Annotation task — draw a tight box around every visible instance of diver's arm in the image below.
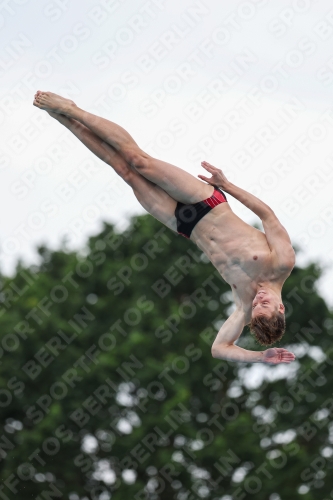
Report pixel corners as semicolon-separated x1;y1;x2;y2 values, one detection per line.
211;308;264;363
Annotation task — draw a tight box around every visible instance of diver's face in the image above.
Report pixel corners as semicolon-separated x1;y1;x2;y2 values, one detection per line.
251;289;282;318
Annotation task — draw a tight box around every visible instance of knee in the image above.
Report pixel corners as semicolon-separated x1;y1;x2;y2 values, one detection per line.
128;149;150;171
121;167;135;186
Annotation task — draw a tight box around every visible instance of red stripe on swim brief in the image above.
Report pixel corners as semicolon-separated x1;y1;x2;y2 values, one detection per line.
202;188;226;208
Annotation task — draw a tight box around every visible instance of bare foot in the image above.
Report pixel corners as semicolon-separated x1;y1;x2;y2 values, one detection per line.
33;91;76;115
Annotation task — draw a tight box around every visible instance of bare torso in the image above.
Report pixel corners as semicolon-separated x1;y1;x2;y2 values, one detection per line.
190;202;288;315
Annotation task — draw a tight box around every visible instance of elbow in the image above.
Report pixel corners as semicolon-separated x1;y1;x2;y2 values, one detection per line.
211;344;230;359
262;206;274;220
211;347;218;358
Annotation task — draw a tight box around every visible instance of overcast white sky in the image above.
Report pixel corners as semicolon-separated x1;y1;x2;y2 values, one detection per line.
1;0;333;305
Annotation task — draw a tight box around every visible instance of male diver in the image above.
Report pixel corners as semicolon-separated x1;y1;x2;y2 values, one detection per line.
33;91;296;365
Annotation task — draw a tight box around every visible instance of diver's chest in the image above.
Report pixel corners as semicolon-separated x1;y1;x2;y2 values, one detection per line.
227;251;271;277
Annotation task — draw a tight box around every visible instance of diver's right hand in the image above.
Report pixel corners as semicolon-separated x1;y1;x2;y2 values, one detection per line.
198;161;230;190
262;348;296;364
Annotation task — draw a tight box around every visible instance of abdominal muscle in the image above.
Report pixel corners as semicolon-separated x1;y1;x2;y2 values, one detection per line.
190;203;272;288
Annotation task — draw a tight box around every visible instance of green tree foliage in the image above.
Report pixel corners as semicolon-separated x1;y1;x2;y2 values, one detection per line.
0;214;333;500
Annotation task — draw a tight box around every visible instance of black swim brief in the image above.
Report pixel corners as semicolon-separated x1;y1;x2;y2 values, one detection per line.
175;185;228;239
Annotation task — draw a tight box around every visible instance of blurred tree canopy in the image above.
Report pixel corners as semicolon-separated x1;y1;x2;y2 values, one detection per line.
0;214;333;500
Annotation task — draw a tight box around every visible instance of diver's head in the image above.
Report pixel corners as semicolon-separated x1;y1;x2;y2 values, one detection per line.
250;289;285;345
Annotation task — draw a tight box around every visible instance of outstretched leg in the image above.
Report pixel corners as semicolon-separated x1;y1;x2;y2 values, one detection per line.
33;91;214;204
44;111;178;233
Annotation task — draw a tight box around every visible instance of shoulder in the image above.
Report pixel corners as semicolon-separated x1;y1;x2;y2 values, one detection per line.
230;286;253;323
243;305;252;326
272;244;296;275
